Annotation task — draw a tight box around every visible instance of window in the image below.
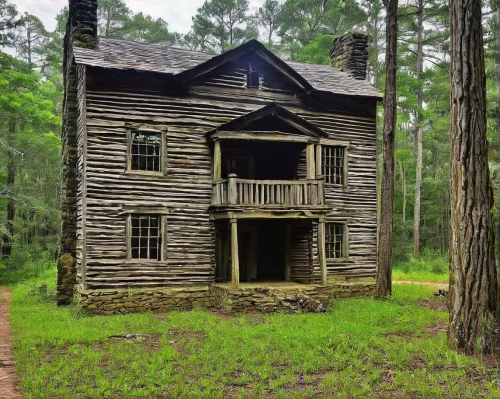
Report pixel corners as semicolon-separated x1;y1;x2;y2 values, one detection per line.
325;223;347;259
322;146;346;185
124;207;168;262
247;63;261;89
130;215;162;260
127;129;166;174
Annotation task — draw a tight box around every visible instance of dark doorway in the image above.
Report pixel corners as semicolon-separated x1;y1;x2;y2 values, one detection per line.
256;221;285;281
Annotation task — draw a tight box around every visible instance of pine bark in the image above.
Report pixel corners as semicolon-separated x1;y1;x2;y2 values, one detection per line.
448;0;497;354
376;0;398;298
413;0;424;260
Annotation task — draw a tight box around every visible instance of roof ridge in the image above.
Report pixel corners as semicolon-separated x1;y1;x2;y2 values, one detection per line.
98;36;215;56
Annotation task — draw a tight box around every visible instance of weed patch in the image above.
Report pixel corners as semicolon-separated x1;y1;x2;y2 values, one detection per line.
9;272;499;398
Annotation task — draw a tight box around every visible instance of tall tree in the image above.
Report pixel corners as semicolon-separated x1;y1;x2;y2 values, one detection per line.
413;0;424;259
98;0;130;38
189;0;256;53
255;0;282;49
0;0;18;47
376;0;398;298
122;13;176;44
16;13;48;69
448;0;497;354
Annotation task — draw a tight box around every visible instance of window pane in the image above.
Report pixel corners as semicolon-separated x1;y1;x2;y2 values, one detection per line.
322;146;345;185
130;215;163;261
325;223;345;259
131;131;161;172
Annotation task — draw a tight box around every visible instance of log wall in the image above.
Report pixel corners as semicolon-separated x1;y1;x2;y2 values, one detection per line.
80;66;377;289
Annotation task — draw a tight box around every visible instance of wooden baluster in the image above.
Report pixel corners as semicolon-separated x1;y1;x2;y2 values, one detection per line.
229;174;238;205
249;183;254;205
260;183;264;204
318;177;325;205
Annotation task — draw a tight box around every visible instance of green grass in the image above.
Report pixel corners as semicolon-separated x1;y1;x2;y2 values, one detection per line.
392;269;448;283
393;253;449;283
10;270;497;398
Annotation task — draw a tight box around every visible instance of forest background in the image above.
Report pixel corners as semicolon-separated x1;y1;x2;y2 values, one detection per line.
0;0;498;283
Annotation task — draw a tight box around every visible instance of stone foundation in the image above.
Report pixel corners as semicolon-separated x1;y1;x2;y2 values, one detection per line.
57;253;77;305
77;278;375;315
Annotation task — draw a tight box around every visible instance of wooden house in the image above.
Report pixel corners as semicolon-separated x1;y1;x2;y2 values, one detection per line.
57;0;381;310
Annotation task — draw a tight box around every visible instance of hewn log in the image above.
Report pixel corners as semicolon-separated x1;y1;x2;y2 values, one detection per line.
230;218;239;289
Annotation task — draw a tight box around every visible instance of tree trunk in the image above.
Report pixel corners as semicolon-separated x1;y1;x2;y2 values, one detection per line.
448;0;497;354
375;0;398;298
494;3;500;378
2;122;15;258
413;0;424;260
399;161;406;223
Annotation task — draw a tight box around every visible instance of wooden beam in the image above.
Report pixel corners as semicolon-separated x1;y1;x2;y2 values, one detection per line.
306;144;315;179
213;140;222;181
211;131;318;144
230;218;240;289
211;209;329;220
318;218;328;286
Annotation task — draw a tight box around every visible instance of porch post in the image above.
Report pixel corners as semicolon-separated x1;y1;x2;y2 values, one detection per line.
315;144;322;179
306;144;315;179
213;140;222;181
318;218;328;286
230;218;240;289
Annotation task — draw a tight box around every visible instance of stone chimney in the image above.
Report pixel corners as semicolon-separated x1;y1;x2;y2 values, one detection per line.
58;0;98;305
67;0;98;49
330;33;369;81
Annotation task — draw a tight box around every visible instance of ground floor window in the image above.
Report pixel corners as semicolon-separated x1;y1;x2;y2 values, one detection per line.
325;223;347;259
124;208;168;261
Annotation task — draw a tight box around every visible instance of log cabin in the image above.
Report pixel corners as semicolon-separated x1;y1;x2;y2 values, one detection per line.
57;0;381;312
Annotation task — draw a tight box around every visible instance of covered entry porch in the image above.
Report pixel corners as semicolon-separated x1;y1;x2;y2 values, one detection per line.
212;210;329;288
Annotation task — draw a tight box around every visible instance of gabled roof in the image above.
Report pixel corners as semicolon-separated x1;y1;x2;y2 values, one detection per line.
177;40;312;92
207;103;328;140
73;37;381;98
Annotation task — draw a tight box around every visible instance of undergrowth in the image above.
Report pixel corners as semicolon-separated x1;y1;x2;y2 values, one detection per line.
9;270;497;399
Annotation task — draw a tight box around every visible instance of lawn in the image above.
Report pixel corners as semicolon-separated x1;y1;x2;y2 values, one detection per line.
10;270;498;398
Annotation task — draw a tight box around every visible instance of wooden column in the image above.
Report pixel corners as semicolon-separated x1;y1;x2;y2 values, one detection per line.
213;140;221;181
228;173;238;204
315;144;322;178
230;218;240;289
306;144;315;179
318;218;328;286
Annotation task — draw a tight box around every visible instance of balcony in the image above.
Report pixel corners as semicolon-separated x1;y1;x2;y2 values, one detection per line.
212;174;325;207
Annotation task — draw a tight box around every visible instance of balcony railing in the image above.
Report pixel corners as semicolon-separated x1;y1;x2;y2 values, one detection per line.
212;174;325;207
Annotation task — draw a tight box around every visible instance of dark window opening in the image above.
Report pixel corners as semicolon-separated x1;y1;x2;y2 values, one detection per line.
323;146;345;185
325;223;345;259
131;131;161;172
247;71;260;89
131;215;162;260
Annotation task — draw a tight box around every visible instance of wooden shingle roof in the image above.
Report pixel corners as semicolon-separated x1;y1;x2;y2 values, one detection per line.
74;37;381;98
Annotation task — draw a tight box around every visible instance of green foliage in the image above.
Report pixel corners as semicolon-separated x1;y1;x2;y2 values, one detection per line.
393;250;449;283
97;0;130;38
187;0;257;53
122;13;176;44
10;275;498;398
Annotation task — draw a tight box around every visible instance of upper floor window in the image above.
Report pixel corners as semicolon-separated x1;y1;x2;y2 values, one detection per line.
322;146;346;185
126;128;166;174
247;63;261;89
325;223;347;259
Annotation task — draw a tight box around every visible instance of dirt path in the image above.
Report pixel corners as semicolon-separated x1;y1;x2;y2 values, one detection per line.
0;287;21;399
393;280;448;290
